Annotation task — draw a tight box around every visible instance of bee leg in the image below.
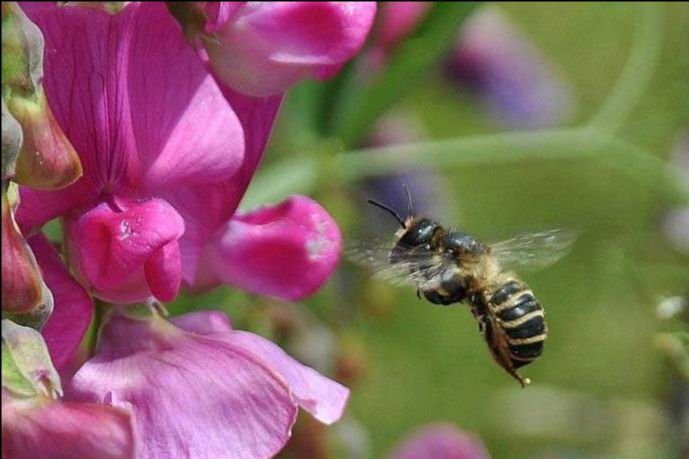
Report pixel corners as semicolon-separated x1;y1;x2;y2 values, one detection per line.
416;289;422;300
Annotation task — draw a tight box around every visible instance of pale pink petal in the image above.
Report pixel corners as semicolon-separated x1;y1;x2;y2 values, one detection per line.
2;402;135;459
388;423;490;459
65;198;184;304
205;2;377;95
28;234;93;376
220;331;349;424
68;313;298;459
199;195;342;300
166;89;282;285
170;309;233;334
171;310;349;424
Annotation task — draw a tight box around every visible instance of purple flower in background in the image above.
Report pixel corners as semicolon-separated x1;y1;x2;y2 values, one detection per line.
185;2;377;96
67;310;349;459
445;6;574;129
361;114;449;227
662;130;689;253
387;423;491;459
17;2;342;304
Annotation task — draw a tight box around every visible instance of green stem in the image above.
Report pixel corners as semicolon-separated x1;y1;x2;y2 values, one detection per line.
587;3;664;133
242;127;689;208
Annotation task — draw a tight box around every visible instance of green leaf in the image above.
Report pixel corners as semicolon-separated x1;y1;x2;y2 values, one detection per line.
329;2;479;146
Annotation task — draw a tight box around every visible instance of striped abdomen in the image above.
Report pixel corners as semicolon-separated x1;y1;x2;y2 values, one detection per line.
489;280;547;369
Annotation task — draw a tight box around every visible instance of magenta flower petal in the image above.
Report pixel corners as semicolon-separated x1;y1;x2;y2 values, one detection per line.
388;423;491;459
68;312;299;459
65;198;184;303
18;2;246;231
126;5;245;191
28;234;93;376
2;402;135;459
204;2;377;95
165;88;283;284
198;195;342;300
171;311;349;424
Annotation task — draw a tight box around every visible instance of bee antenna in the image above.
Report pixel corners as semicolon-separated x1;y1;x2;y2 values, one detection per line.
403;184;414;217
367;199;406;228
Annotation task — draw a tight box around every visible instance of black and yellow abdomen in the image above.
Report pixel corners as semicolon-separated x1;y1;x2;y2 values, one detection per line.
489;279;547;369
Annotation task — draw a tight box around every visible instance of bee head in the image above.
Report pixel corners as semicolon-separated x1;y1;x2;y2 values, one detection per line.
397;218;440;248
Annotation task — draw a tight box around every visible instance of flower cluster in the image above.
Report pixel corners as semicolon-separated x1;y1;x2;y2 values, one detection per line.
1;2;375;458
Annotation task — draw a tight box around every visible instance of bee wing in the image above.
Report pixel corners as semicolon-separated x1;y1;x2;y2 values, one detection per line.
489;229;578;272
345;238;453;289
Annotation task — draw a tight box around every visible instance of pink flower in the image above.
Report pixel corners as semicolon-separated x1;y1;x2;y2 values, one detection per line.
2;401;135;459
387;423;491;459
17;2;246;304
19;3;342;303
67;310;349;459
196;2;377;96
192;195;342;300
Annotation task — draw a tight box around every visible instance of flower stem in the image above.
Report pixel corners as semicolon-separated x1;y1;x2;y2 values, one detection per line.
587;2;664;133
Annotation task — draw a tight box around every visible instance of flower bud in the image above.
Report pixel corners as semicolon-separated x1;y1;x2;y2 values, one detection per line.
194;2;377;96
1;3;44;95
7;91;82;190
1;189;53;329
1;319;62;402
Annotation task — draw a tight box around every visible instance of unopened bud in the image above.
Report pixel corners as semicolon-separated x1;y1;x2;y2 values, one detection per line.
1;189;53;329
7;92;82;189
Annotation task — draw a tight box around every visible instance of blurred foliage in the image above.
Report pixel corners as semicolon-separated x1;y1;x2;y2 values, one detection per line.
171;3;689;459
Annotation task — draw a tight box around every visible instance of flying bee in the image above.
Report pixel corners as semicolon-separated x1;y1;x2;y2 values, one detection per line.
348;190;577;387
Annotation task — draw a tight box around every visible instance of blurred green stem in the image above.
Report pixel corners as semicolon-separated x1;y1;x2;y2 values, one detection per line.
587;2;664;133
242;127;689;209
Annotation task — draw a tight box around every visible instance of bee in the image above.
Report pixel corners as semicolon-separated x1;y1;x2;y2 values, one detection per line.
349;190;576;387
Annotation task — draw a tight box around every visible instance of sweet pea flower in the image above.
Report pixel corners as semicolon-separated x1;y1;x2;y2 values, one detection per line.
189;2;377;96
19;2;342;304
67;309;349;459
387;423;491;459
17;2;244;303
444;6;574;129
